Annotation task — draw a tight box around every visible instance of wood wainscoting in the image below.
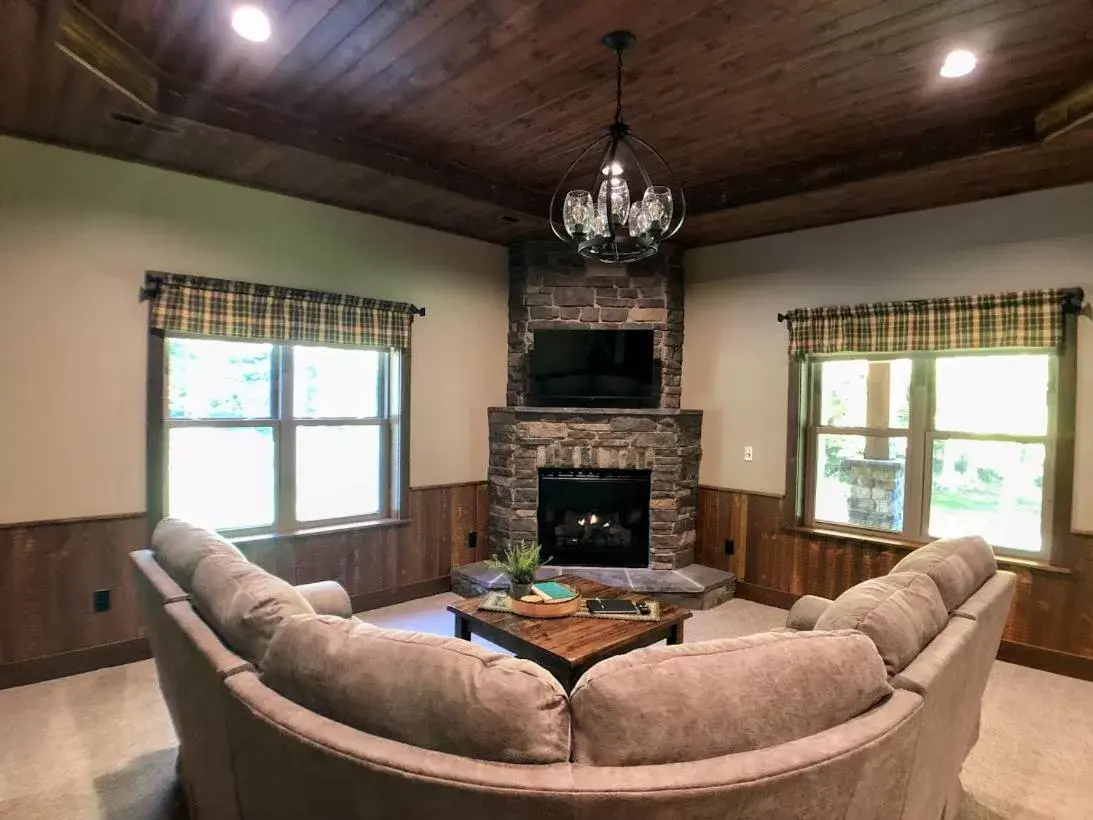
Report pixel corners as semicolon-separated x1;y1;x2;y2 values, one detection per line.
0;481;488;689
696;485;1093;681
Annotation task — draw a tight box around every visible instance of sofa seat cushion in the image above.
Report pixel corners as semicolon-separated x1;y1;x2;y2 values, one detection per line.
815;572;948;675
569;630;890;766
152;518;245;592
891;535;997;612
190;553;314;666
260;615;570;764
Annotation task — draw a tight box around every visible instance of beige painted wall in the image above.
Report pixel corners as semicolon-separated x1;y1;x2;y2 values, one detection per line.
683;183;1093;533
0;136;508;524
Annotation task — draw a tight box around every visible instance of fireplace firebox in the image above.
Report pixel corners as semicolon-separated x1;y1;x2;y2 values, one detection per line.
537;468;651;567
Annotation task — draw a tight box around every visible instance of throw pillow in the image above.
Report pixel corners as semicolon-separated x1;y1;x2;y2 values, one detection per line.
815;572;948;675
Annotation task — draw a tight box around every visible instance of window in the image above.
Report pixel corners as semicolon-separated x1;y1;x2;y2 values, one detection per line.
800;351;1059;559
160;336;406;536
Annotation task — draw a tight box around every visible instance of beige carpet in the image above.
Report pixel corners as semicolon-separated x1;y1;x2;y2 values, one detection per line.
1;595;1090;819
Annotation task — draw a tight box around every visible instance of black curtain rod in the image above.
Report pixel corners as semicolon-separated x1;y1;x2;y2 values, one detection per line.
137;274;425;316
1063;289;1086;315
138;274;162;303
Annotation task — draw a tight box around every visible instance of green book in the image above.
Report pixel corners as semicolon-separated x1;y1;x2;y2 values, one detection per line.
531;582;576;601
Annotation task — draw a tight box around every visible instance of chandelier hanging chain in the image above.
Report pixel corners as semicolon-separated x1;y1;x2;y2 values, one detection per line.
613;47;624;126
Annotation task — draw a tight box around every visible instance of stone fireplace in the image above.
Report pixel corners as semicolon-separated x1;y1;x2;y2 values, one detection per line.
487;241;703;571
488;406;701;569
505;243;684;408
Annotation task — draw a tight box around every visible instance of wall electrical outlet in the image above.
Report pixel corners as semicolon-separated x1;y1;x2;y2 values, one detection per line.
744;446;754;462
724;539;735;556
468;531;478;550
93;589;111;613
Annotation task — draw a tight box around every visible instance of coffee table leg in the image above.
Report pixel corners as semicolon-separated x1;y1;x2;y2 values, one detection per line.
454;613;472;641
667;622;684;645
554;664;583;694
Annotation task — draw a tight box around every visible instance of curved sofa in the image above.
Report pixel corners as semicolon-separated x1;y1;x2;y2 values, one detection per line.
131;519;1014;820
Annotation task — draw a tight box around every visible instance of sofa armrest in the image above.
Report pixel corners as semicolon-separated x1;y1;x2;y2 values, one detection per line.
295;581;353;618
786;595;834;631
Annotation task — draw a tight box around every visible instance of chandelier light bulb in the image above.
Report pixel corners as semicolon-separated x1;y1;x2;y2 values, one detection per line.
601;161;624;176
940;49;976;78
599;179;630;227
232;5;272;42
643;186;673;232
628;202;649;238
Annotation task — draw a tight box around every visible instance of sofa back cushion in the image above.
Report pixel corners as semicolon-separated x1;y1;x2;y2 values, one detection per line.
260;615;570;764
191;553;314;665
152;518;245;591
815;572;948;675
569;630;890;766
891;535;997;612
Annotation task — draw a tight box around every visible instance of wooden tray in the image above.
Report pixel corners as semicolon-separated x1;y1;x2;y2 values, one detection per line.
508;591;582;619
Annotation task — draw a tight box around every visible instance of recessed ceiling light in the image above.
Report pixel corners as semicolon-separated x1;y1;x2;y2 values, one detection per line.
940;49;977;78
232;5;271;43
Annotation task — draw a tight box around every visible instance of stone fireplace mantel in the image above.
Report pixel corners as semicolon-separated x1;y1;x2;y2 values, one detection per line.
488;406;702;570
500;406;700;417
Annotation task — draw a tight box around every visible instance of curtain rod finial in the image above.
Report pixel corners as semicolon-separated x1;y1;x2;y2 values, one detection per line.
777;312;789;323
140;273;164;302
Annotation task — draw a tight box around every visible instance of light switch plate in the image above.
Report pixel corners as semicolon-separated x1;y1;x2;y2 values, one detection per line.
744;446;754;462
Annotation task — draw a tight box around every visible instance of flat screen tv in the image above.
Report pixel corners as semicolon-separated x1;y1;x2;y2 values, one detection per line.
530;329;659;408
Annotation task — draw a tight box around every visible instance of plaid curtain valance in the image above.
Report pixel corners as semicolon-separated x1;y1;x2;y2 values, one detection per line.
147;273;416;349
785;288;1084;357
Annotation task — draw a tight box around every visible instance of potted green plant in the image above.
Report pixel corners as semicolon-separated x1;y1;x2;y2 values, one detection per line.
488;541;549;600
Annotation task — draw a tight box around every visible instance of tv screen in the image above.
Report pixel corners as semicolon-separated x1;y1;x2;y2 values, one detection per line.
530;329;658;408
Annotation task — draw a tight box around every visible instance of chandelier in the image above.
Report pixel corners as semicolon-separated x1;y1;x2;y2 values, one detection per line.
549;31;686;264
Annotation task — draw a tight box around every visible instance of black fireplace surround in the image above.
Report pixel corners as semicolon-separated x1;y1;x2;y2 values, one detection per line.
537;468;651;568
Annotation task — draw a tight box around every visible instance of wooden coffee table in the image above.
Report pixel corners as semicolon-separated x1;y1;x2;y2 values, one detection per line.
447;574;692;692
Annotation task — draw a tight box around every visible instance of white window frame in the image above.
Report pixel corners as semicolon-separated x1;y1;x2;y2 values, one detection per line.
800;348;1059;562
160;333;406;537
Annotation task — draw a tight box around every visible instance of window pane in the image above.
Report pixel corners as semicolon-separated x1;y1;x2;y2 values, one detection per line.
167;338;272;419
168;427;274;530
294;346;382;418
888;359;912;428
930;439;1044;552
934;354;1049;435
820;359;911;429
814;434;907;532
296;426;382;521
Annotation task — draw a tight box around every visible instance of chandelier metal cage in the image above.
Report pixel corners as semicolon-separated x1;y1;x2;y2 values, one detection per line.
549;30;686;264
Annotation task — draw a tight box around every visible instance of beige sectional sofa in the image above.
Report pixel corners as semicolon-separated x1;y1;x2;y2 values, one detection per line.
132;519;1014;819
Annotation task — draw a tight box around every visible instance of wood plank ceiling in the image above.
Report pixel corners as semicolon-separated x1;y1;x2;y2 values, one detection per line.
1;0;1092;246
